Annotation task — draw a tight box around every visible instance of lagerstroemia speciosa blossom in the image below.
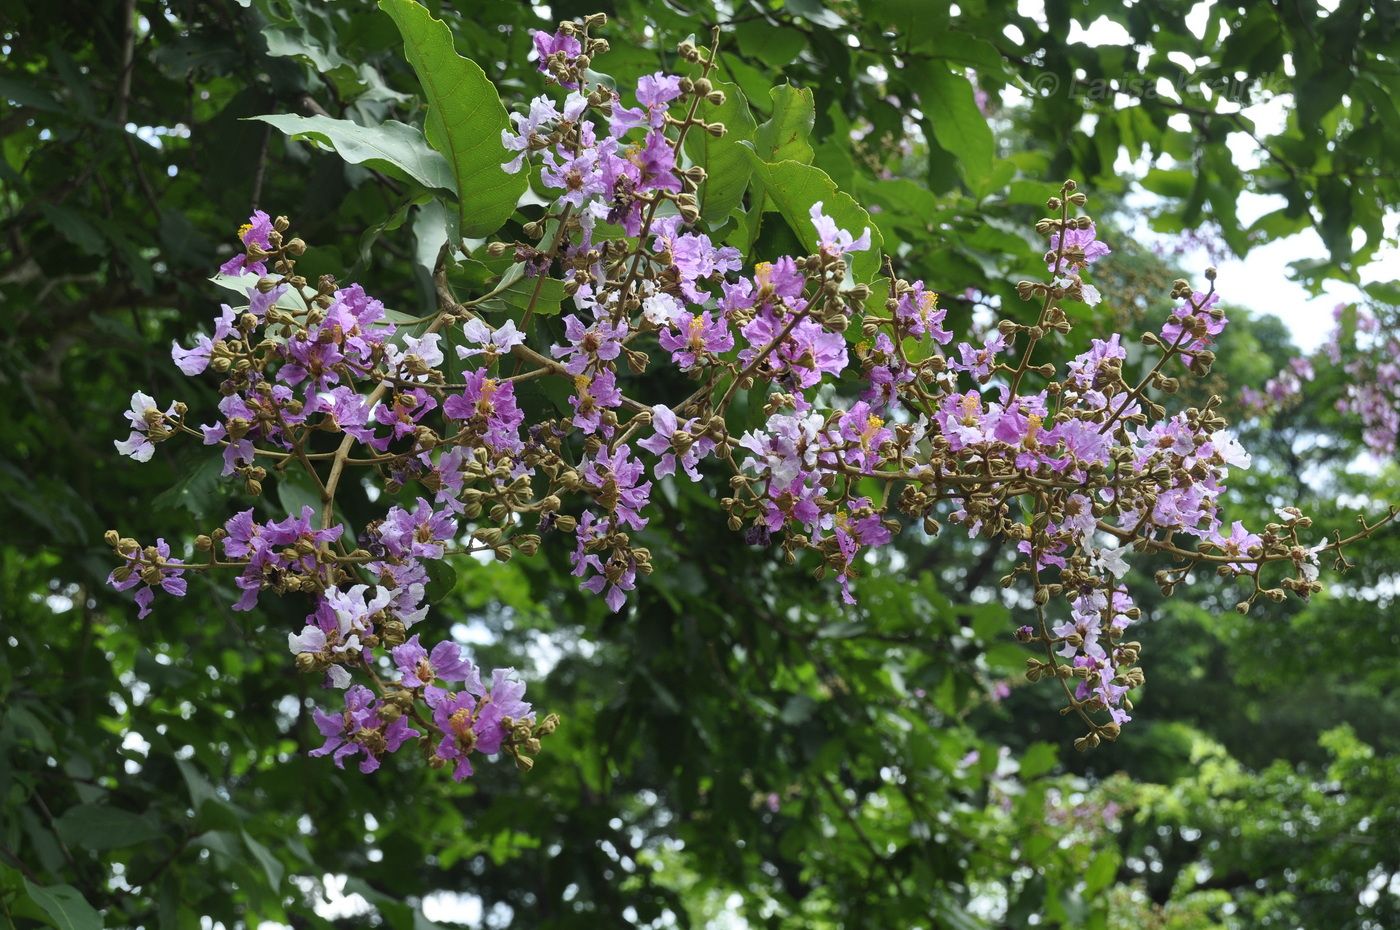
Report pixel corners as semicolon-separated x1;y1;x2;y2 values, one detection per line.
1242;302;1399;461
105;14;1397;777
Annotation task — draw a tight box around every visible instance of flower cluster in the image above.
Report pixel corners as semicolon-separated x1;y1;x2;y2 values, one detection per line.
105;15;1393;772
1328;303;1399;458
1239;356;1314;416
1240;301;1398;461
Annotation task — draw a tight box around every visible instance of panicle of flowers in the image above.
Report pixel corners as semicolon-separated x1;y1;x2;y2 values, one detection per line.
105;15;1395;769
1327;302;1399;458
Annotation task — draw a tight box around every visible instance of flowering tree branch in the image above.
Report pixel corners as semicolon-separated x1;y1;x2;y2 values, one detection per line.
104;14;1395;784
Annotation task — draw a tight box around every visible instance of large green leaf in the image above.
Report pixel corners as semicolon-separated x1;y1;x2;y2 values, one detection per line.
916;68;996;192
745;154;883;282
744;84;817;249
684;79;757;226
379;0;524;238
753;83;815;165
23;880;102;930
248;114;455;192
242;830;285;889
55;803;163;851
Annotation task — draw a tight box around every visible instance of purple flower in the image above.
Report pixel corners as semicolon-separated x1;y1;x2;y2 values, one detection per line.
474;668;534;753
760;476;824;534
581;444;652;530
949;332;1009;381
830;402;893;474
551;313;627;375
372;387;438;449
313;386;376;446
636;72;682;127
570;511;636;612
893;282;951;344
107;538;187;619
739;311;848;389
935;391;991;451
1048;222;1110;272
378;498;458;560
442;370;525;456
532;28;583;86
752;258;806;306
828;503;892;604
223;508;344;612
1210;520;1262;571
219;210;273;277
171;304;236;376
310;685;419;775
659;310;733;370
1066;334;1125;389
428;668;533;781
1161;290;1227;363
569;367;622;434
633;129;681;193
809;201;871;256
392;634;482;690
669;233;742;302
637;404;714;480
541;147;605;208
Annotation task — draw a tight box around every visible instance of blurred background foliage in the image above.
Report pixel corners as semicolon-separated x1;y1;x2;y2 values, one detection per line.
1;0;1397;928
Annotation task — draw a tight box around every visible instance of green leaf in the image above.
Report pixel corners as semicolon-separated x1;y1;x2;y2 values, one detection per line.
744;155;884;282
1019;742;1058;780
23;880;102;930
480;275;566;320
208;274;311;313
684;80;757;225
1084;849;1119;895
152;455;226;519
248;114;455;192
745;84;817;248
753;84;815;165
916;69;995;191
413;199;451;278
242;830;285;889
424;558;457;602
176;758;221;813
55;803;163;851
984;643;1028;673
734;21;807;67
380;0;525;238
39;204;105;256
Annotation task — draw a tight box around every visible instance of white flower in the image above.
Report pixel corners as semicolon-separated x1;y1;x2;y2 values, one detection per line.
114;391;162;463
1094;545;1131;579
457;319;526;360
642;293;683;327
288;626;326;655
809;201;870;255
1214;431;1252;469
1298;543;1324;583
384;333;444;378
